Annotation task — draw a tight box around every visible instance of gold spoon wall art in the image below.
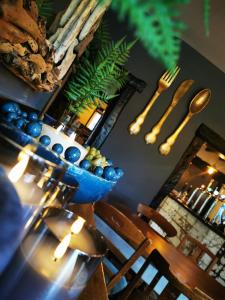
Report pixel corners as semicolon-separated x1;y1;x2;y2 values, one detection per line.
129;66;180;135
145;79;194;144
159;89;211;156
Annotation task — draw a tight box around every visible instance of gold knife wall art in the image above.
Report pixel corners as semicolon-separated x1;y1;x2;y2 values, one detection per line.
128;67;211;155
145;79;194;144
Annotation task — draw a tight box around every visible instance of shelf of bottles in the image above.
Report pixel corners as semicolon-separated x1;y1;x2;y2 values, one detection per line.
175;179;225;234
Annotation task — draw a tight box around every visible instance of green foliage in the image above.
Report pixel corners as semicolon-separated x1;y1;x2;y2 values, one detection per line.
36;0;54;20
109;0;191;69
204;0;210;36
65;37;135;115
84;21;111;61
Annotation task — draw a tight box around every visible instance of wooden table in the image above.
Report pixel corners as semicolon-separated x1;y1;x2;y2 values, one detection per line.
119;207;225;300
68;204;108;300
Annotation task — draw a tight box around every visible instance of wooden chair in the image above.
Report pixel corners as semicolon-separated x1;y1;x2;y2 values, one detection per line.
122;250;214;300
137;203;177;238
94;201;151;298
177;234;218;273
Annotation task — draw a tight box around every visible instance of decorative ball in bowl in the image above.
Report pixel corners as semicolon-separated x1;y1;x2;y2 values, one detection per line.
0;102;123;204
36;145;117;204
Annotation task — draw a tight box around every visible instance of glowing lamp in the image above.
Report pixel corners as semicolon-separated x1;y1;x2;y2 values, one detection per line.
207;166;217;175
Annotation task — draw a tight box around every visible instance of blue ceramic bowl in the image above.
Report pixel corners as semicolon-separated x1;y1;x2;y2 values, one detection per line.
0;122;32;146
36;146;116;204
0;122;116;204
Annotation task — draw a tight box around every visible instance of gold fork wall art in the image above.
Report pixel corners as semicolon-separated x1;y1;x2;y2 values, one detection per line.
128;66;180;135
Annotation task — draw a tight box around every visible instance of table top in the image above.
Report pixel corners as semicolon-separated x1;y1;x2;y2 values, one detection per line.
69;204;108;300
119;207;225;300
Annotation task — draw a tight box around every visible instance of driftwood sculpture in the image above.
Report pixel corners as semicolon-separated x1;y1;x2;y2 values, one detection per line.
0;0;110;91
49;0;111;80
0;0;57;91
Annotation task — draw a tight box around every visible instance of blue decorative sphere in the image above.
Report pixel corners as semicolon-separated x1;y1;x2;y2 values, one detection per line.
16;109;21;116
94;166;104;177
28;112;38;122
103;166;116;181
80;159;91;170
39;135;51;146
107;159;113;166
14;118;26;129
65;147;81;163
25;122;42;138
21;111;28;118
114;167;124;180
4;112;18;123
1;102;19;114
52;143;63;154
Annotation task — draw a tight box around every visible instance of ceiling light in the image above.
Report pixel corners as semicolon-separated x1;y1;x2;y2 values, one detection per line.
207;166;217;175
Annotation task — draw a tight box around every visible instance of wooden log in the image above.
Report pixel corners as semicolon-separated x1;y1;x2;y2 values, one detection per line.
59;0;81;27
48;11;64;35
1;0;44;45
56;38;78;80
75;16;102;58
54;0;97;63
79;0;111;41
53;0;90;50
0;0;60;91
48;28;63;44
0;19;29;44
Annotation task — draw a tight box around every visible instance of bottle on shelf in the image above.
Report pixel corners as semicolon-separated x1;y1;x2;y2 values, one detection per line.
198;188;219;217
186;185;205;208
179;182;189;203
205;195;225;223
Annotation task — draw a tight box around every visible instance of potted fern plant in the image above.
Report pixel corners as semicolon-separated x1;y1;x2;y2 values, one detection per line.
63;35;135;122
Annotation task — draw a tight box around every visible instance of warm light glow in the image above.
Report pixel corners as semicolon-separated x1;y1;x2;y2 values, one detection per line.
71;216;86;234
219;153;225;160
8;152;30;183
47;187;60;207
68;132;77;141
53;233;71;261
53;216;85;261
207;166;217;175
56;124;64;133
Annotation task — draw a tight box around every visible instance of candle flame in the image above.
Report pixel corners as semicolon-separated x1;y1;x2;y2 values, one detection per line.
8;152;30;183
53;216;85;262
53;233;71;261
71;216;85;234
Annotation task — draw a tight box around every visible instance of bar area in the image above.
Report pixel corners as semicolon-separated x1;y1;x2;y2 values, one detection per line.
0;1;225;300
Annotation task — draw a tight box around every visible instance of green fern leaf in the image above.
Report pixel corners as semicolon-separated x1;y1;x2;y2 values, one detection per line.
203;0;210;36
110;0;190;69
36;0;54;20
65;33;134;114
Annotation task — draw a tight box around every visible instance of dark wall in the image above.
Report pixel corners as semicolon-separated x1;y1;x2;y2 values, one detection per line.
101;10;225;211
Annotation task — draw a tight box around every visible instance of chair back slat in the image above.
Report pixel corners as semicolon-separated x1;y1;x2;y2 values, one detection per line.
178;234;218;273
95;201;146;247
137;203;177;237
94;201;151;297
